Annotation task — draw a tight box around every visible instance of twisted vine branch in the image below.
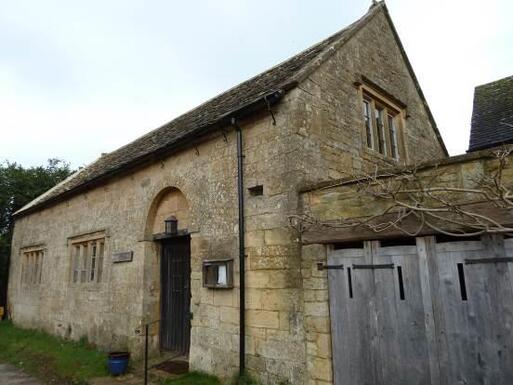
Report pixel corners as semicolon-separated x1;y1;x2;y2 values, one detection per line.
291;147;513;238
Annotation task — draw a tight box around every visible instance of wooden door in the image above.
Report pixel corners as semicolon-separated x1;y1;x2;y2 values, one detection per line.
432;235;513;385
328;235;513;385
160;236;191;354
328;241;431;385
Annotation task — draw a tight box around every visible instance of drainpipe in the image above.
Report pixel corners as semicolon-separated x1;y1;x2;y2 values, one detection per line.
231;117;246;377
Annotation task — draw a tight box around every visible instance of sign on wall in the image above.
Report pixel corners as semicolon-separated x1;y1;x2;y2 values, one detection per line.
112;251;133;263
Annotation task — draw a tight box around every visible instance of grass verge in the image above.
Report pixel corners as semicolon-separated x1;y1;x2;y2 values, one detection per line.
0;321;108;384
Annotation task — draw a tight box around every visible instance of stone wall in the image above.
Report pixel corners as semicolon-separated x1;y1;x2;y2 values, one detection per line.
8;6;447;385
290;10;446;190
283;9;447;384
8;92;311;383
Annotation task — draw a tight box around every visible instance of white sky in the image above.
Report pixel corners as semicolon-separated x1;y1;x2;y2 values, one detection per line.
1;0;512;168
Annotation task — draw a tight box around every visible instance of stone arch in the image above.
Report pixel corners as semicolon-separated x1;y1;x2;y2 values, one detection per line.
143;187;190;239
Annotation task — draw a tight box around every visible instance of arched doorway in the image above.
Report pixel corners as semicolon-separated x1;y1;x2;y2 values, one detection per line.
146;187;191;355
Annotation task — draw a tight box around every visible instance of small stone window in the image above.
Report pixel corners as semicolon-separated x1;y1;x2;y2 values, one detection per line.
202;259;234;289
70;238;105;284
360;88;404;160
21;248;44;287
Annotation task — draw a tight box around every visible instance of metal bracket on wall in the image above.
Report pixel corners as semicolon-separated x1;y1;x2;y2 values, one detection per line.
264;95;277;126
352;263;394;270
465;257;513;265
317;262;344;270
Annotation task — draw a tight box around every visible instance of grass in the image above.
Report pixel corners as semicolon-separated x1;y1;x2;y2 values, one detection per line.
0;321;108;384
237;373;261;385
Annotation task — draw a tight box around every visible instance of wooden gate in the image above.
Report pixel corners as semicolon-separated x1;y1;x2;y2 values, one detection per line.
160;235;191;354
328;235;513;385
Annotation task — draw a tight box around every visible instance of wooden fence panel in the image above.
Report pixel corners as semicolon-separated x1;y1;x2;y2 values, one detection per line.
328;244;375;385
329;242;431;385
373;243;431;385
328;235;513;385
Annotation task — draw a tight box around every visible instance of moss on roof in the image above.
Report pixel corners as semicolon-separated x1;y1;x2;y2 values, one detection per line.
469;75;513;152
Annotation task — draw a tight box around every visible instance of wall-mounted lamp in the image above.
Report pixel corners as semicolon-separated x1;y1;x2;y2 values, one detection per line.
165;216;178;235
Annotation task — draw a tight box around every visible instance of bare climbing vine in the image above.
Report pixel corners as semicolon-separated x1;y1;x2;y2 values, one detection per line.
290;147;513;238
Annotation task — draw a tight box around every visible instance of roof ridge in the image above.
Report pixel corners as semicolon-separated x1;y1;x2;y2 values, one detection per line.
282;2;384;87
15;3;388;217
110;2;383;156
475;74;513;89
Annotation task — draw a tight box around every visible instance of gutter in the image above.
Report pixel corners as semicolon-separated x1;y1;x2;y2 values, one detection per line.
14;90;285;218
231;117;246;377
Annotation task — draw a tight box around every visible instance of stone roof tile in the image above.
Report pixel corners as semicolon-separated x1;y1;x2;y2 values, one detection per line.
469;75;513;151
17;4;382;216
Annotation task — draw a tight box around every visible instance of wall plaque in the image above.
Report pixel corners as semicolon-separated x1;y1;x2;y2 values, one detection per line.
112;251;133;263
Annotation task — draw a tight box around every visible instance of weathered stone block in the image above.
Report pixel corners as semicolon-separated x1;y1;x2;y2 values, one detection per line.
264;228;294;246
247;310;280;329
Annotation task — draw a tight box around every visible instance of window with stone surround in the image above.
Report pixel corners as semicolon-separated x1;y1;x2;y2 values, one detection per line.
21;248;45;287
360;87;404;160
70;237;105;284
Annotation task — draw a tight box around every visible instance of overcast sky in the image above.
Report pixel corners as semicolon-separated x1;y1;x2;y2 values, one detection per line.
1;0;512;168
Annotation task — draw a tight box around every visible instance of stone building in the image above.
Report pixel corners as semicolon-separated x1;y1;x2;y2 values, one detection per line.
8;2;447;384
298;72;513;385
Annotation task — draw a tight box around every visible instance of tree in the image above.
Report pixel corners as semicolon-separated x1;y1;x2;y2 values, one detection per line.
0;159;73;315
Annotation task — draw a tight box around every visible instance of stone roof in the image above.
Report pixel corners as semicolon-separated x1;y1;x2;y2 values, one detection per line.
469;75;513;152
16;2;446;216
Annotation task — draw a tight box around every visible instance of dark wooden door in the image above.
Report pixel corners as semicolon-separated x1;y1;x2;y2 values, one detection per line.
160;236;191;354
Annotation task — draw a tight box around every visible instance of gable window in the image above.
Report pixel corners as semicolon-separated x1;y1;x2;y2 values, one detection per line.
361;89;403;160
21;249;44;287
71;238;105;284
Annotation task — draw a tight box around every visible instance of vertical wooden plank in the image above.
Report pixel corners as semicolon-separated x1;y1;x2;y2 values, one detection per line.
469;235;513;384
435;241;476;384
367;240;381;385
376;242;431;385
416;237;441;385
431;237;513;384
328;245;371;385
372;243;396;384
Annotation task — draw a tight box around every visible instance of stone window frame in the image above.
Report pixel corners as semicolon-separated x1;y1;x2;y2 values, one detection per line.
68;231;107;286
20;245;45;289
358;84;406;162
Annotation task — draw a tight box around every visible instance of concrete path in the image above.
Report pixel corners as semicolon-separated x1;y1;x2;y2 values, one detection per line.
0;363;42;385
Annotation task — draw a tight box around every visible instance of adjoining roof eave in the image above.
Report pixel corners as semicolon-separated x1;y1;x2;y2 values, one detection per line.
14;89;287;219
468;138;513;153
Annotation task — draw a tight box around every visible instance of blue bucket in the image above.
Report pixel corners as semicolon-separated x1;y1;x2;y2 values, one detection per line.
108;352;130;376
